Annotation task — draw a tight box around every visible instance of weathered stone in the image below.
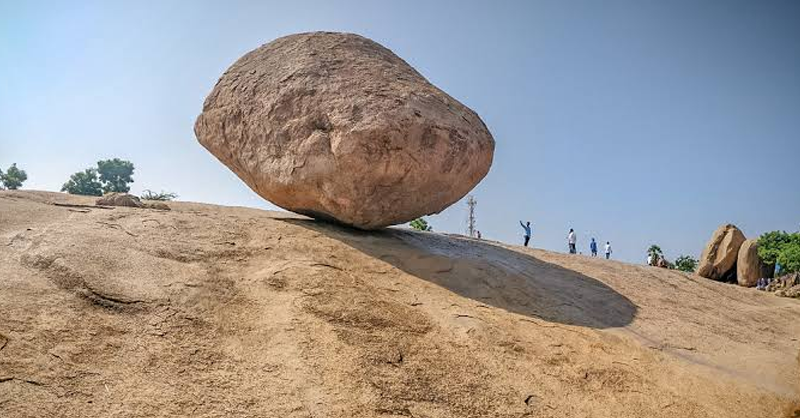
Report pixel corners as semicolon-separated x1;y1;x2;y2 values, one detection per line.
144;201;171;211
697;224;746;281
737;239;764;287
96;193;142;208
194;32;494;229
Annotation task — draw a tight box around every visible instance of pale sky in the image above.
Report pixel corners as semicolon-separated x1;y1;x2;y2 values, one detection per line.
1;0;799;263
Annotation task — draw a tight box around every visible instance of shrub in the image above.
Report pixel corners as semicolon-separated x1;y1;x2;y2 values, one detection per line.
410;218;432;231
141;189;178;201
674;255;698;272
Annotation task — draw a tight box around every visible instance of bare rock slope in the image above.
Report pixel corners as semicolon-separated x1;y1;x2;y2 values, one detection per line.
1;191;799;418
195;32;494;229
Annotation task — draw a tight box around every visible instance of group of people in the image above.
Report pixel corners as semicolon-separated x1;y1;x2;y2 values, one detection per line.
646;253;669;268
519;222;612;259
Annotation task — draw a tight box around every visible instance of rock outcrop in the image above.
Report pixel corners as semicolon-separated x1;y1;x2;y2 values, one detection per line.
96;192;143;208
737;239;766;287
697;224;746;281
194;32;495;229
3;190;800;418
766;273;800;298
143;201;171;211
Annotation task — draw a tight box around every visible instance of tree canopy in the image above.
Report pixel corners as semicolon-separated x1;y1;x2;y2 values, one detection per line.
1;163;28;190
62;159;135;196
758;230;800;275
97;158;135;193
61;169;103;196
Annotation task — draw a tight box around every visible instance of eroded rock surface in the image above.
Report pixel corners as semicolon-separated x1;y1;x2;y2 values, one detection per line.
96;192;142;208
195;32;494;229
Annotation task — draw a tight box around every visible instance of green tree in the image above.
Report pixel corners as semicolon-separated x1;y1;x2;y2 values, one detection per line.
647;245;663;261
757;231;792;265
409;218;432;231
97;158;135;193
61;169;103;196
141;189;178;201
777;242;800;274
1;163;28;190
759;230;800;275
674;255;698;273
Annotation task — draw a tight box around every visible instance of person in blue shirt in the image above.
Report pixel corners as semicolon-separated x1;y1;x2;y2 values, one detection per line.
519;221;532;247
589;238;598;257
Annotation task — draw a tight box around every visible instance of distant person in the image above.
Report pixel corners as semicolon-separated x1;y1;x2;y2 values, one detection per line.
476;230;482;239
589;238;598;257
647;254;653;266
567;229;577;254
519;221;532;247
604;241;612;259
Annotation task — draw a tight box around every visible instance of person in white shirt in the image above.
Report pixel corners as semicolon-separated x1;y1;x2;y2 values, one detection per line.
647;254;653;266
567;229;577;254
605;242;613;259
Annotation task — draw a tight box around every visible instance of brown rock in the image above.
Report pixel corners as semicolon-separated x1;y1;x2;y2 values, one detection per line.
194;32;495;229
737;239;765;287
697;224;746;281
96;193;142;208
144;201;171;211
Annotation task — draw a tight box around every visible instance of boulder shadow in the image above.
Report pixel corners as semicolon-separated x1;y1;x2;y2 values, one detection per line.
281;219;638;329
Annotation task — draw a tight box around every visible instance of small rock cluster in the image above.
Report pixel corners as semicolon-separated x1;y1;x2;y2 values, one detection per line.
96;193;170;211
763;273;800;298
697;224;772;287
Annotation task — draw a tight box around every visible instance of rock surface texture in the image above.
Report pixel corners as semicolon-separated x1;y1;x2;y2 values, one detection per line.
697;224;746;281
96;193;142;208
194;32;495;229
737;239;766;287
2;190;800;418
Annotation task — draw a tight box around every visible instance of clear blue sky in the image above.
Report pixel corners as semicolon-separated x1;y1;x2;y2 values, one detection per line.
1;0;798;263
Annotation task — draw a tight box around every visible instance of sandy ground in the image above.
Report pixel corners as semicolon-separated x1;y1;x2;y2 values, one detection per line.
1;190;799;418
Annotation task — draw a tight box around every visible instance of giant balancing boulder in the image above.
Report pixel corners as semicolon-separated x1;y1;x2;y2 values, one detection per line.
195;32;495;229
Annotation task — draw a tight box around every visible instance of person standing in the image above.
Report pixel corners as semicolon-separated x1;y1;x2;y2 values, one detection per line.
589;238;598;257
605;241;613;259
519;221;532;247
568;229;577;254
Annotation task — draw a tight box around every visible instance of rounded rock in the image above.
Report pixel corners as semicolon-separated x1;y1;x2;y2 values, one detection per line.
194;32;494;229
697;224;746;281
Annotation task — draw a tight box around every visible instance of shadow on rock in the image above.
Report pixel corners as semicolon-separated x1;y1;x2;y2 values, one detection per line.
281;219;638;329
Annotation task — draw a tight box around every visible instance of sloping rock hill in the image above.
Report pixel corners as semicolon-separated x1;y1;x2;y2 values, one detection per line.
1;190;799;418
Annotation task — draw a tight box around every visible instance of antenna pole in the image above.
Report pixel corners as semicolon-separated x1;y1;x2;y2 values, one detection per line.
466;195;477;238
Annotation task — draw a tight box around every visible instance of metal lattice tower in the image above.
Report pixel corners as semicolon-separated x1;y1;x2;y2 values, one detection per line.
466;195;477;238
